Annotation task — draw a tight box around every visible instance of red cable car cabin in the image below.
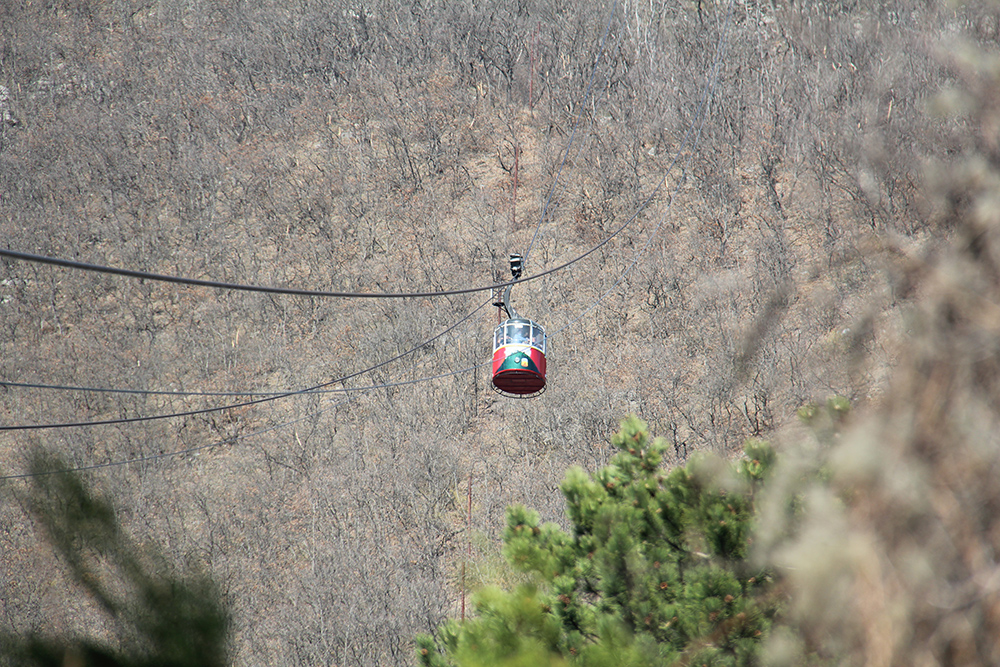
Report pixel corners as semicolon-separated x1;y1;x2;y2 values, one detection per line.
492;316;547;397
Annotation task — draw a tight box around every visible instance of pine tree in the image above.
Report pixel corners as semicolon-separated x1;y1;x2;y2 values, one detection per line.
417;416;778;666
1;452;230;667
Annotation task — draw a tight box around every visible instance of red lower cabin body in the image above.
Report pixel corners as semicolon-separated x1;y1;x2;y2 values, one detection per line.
492;344;546;396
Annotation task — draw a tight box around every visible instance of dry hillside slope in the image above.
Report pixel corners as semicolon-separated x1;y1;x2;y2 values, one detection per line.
0;0;979;664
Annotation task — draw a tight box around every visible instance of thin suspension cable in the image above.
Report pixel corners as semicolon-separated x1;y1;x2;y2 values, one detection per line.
0;247;518;298
0;379;302;398
1;360;488;397
0;361;494;481
0;297;491;431
0;214;678;322
522;0;620;268
0;399;353;481
0;376;451;398
0;208;624;301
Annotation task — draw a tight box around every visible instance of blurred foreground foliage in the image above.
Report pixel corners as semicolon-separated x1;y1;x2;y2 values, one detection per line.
0;453;229;667
416;416;780;666
755;22;1000;665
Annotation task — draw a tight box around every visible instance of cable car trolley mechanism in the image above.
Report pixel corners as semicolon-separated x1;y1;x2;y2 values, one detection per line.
491;254;547;398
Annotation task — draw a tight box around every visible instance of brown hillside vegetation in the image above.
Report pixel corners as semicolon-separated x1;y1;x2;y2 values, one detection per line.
0;0;991;664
